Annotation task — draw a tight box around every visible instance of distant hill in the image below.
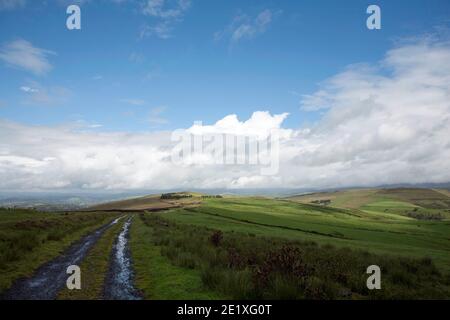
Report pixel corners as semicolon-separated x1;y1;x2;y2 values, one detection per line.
89;192;203;211
286;187;450;211
1;183;449;211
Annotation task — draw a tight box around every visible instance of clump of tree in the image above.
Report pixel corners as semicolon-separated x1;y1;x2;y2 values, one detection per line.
202;195;223;199
160;193;193;200
406;211;443;221
311;199;331;206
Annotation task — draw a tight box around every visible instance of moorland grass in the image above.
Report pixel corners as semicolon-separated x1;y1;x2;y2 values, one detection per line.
129;214;223;299
161;198;450;270
141;213;450;299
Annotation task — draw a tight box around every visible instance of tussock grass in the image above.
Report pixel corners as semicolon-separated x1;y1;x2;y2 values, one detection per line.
140;213;450;299
162;197;450;270
128;214;223;299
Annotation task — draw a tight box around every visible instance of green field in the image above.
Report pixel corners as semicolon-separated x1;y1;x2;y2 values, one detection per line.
160;197;450;270
1;188;449;299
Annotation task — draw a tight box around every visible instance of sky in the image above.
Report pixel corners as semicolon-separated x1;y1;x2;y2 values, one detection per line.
0;0;450;191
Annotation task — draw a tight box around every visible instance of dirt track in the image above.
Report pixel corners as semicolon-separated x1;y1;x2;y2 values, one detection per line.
1;217;122;300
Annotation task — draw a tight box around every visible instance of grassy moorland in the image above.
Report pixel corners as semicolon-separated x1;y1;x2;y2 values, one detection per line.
134;212;449;299
159;194;450;270
0;208;120;294
1;188;449;299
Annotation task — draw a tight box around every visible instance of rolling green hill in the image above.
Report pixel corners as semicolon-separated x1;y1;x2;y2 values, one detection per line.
286;188;450;219
159;195;450;271
2;187;449;299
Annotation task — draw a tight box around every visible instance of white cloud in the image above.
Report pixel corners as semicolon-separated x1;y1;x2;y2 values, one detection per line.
0;38;449;191
142;0;190;19
86;123;103;128
129;52;145;64
56;0;91;5
300;90;332;111
120;98;146;106
292;38;450;188
72;120;103;129
20;81;71;106
0;39;55;75
140;0;191;39
144;65;162;80
0;112;289;190
148;106;168;126
56;0;129;6
215;9;279;44
0;0;25;10
20;86;39;93
188;111;290;139
140;22;172;39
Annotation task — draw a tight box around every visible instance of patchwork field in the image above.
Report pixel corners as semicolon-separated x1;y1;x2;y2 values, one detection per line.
1;188;449;299
161;196;450;270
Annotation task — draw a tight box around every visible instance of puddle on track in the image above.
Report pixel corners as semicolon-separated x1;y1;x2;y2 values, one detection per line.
103;217;141;300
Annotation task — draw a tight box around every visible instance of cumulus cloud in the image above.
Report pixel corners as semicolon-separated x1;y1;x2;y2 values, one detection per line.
0;38;449;191
292;38;450;188
0;39;55;75
188;111;290;139
0;112;288;190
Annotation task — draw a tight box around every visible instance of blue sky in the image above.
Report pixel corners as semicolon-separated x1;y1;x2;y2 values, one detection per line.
1;1;450;191
1;0;449;132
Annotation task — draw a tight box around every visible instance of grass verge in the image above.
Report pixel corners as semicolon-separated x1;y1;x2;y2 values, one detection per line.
129;213;223;299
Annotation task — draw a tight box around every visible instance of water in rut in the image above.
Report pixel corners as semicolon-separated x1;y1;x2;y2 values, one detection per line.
103;217;141;300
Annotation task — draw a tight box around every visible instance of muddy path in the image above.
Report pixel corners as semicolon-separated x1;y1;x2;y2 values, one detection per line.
103;217;141;300
1;217;122;300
